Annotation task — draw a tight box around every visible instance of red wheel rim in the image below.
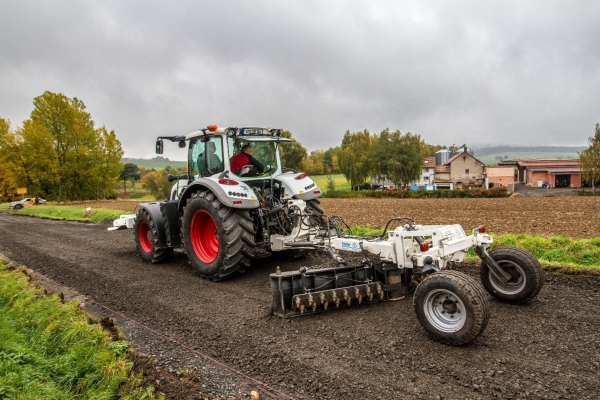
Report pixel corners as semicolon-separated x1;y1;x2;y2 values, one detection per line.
190;210;219;263
138;221;153;253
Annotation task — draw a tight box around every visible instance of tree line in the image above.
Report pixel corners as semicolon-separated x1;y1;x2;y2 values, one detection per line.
3;91;597;201
0;91;124;202
281;128;439;191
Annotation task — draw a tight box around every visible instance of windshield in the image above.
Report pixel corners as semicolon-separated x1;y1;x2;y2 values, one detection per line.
228;138;278;175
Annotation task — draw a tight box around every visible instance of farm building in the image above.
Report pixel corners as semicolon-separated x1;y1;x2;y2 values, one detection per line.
516;159;581;188
485;165;515;191
433;149;486;189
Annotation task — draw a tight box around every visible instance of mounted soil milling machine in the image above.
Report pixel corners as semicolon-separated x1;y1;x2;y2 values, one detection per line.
111;125;543;345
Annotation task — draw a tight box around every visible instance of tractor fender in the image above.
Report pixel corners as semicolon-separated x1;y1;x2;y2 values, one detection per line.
276;172;322;201
138;202;169;248
177;177;260;211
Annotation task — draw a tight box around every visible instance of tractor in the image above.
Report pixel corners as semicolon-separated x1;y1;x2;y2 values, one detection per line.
111;125;543;345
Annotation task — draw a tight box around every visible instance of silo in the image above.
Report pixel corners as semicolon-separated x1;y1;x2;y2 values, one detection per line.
435;148;451;165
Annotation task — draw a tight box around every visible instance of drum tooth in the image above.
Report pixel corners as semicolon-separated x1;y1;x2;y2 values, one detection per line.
319;293;328;311
343;289;351;306
355;287;362;305
366;286;373;301
332;291;340;308
308;294;317;312
376;283;383;299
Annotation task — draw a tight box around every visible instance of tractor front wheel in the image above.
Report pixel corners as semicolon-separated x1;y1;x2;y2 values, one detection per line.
414;270;489;346
181;190;255;280
480;246;543;304
134;208;173;263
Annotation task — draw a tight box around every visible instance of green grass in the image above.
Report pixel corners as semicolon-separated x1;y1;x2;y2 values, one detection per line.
310;174;351;191
345;226;600;274
0;259;159;399
11;206;131;222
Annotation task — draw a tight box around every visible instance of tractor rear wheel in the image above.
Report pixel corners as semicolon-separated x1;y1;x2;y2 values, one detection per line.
181;190;255;280
480;246;543;304
134;208;173;263
414;270;489;346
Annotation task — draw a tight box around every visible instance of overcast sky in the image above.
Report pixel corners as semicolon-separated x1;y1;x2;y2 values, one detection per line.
1;1;599;160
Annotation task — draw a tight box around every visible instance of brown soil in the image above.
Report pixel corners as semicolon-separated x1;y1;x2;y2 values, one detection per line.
76;195;600;238
1;198;599;399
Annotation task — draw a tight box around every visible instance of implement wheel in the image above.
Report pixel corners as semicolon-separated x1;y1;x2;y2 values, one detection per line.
414;270;489;346
480;246;543;304
182;190;255;280
134;208;173;263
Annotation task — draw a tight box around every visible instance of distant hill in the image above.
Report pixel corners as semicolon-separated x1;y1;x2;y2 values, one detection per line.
470;146;585;165
121;157;186;170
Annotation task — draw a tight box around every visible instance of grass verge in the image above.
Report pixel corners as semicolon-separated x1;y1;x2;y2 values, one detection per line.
349;226;600;275
0;258;159;399
10;205;131;222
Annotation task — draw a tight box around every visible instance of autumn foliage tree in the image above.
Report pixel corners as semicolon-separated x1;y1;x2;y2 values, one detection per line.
0;91;124;202
580;123;600;194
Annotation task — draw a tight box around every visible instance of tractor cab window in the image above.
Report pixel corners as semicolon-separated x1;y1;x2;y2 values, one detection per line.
190;137;224;179
227;138;278;177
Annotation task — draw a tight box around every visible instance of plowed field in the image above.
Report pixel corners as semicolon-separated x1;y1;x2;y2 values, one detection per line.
76;196;600;238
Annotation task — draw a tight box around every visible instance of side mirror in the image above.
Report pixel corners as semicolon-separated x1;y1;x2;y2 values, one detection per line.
156;139;164;154
178;141;186;148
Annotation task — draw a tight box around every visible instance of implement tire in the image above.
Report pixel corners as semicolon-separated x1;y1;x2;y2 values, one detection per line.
480;246;543;304
182;190;255;280
134;208;173;263
414;270;489;346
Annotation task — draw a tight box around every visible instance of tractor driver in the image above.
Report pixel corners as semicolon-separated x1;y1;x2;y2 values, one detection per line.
230;144;264;176
198;141;223;175
206;141;223;174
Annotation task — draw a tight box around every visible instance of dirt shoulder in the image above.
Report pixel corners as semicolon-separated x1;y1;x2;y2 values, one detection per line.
1;212;599;399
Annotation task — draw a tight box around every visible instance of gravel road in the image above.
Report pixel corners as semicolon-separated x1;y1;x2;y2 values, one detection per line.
1;211;599;399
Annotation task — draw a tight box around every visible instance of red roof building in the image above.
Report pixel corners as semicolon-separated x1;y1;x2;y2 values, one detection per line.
515;159;581;188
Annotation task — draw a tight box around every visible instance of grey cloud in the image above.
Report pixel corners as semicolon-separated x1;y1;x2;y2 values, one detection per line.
1;0;598;160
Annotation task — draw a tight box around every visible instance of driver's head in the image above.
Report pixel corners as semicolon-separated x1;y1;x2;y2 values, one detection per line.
208;142;216;152
241;144;252;155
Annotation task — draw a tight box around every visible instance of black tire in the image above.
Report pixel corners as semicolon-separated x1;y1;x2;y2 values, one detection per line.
181;190;255;280
414;270;490;346
480;246;543;304
306;198;324;216
14;204;23;210
134;208;173;263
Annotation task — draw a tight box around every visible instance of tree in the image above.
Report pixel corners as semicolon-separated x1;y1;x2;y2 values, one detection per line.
580;123;600;194
92;126;124;199
142;169;172;200
278;130;307;171
0;118;56;201
1;92;124;202
119;163;140;192
338;130;374;190
323;146;341;174
30;91;98;201
372;129;428;187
